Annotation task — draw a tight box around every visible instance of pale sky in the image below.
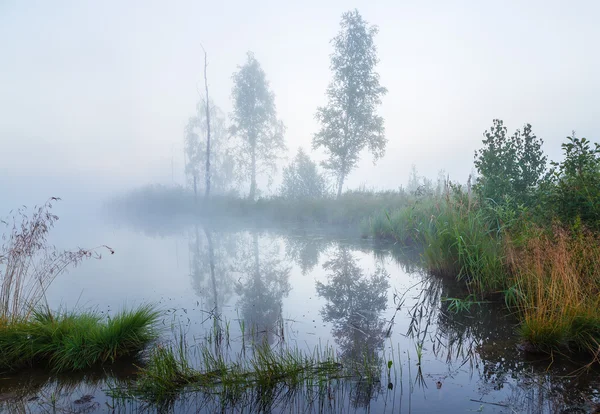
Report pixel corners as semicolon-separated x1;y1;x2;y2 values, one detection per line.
1;0;598;203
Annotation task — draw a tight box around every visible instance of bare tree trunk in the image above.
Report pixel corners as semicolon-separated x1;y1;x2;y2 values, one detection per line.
202;47;211;199
337;172;346;198
249;145;257;200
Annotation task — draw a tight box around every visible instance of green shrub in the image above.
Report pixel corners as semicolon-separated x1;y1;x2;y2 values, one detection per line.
547;135;600;231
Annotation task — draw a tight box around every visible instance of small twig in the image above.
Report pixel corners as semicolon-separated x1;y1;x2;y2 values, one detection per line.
470;399;509;407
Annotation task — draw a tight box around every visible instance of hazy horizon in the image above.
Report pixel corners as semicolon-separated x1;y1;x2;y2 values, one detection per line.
1;0;598;207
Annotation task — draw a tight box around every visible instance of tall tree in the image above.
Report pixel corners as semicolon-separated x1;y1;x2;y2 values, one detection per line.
184;117;201;201
230;52;286;200
313;9;388;197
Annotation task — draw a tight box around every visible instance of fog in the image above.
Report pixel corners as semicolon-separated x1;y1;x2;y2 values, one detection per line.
1;0;598;207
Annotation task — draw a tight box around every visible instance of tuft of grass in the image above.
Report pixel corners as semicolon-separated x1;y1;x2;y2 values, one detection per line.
510;227;600;354
0;305;159;373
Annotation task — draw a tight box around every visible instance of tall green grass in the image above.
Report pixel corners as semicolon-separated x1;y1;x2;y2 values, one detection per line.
368;191;506;296
0;306;159;373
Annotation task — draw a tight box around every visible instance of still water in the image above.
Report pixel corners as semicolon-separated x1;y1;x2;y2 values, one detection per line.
0;209;598;413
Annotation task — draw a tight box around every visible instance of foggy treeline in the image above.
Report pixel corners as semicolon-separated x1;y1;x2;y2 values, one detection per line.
184;10;386;200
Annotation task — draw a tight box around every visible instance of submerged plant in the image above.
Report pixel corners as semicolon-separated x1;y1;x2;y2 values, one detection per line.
112;339;345;408
441;295;490;313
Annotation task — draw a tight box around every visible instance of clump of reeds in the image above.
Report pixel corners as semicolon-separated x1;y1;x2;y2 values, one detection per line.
112;339;345;406
510;226;600;354
0;306;160;373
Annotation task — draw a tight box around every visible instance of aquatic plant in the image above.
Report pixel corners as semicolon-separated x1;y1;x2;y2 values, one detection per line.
111;338;346;407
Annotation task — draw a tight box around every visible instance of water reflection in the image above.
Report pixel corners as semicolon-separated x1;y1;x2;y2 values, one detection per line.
10;209;599;413
316;247;390;407
284;233;332;275
235;233;291;345
188;224;237;313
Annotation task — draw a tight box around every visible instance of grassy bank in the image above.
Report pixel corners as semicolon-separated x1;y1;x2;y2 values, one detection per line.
0;199;160;374
109;184;415;228
368;190;507;295
367;194;600;356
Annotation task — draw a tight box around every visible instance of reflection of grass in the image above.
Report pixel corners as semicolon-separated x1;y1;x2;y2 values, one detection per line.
0;306;159;373
0;357;137;413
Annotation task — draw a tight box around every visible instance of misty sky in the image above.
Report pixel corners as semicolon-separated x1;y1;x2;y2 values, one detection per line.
1;0;598;203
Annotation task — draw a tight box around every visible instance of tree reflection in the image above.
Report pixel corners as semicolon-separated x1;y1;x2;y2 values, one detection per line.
188;224;237;313
284;233;332;275
235;233;291;345
316;247;390;406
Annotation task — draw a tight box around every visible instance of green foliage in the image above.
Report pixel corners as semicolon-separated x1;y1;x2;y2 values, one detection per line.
0;305;159;373
474;120;547;208
313;9;387;197
547;134;600;230
279;148;328;199
230;52;286;199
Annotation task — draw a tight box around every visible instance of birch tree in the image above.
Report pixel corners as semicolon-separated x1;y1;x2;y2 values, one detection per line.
313;10;387;197
230;52;286;200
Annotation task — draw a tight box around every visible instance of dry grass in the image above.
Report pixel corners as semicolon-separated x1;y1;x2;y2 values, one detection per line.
510;226;600;353
0;198;113;323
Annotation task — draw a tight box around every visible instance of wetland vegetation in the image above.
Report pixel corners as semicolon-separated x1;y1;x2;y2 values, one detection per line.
2;3;599;413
